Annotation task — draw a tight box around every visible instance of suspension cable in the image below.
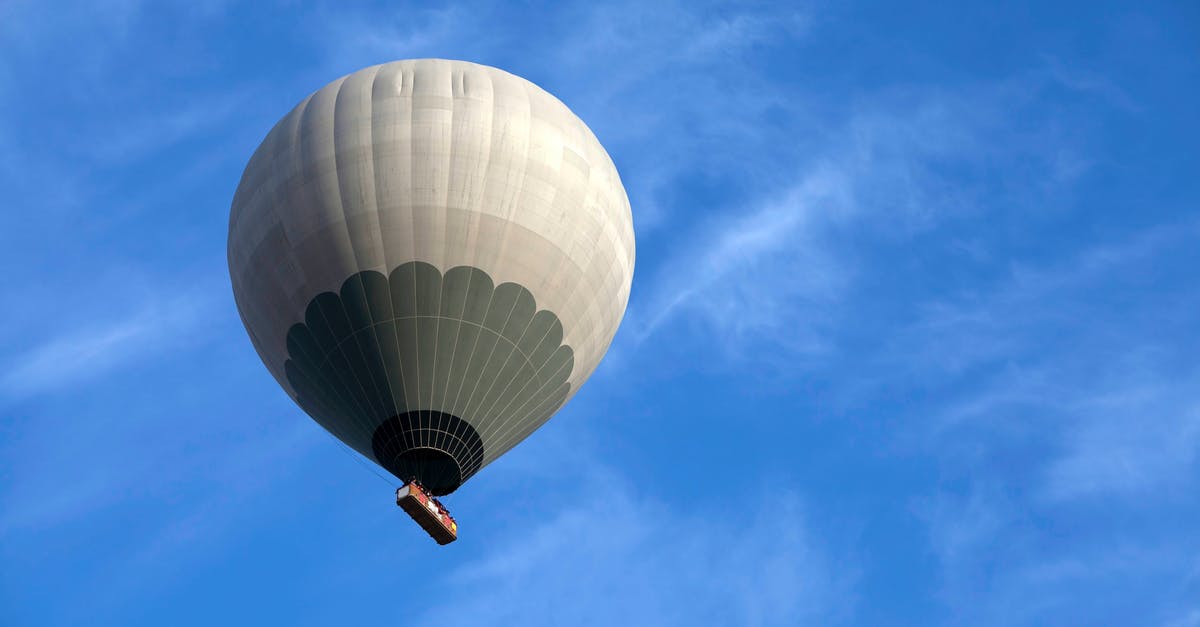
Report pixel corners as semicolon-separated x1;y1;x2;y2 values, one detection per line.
320;430;395;486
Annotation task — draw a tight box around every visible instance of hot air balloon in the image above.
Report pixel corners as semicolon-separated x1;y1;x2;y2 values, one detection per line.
228;59;634;543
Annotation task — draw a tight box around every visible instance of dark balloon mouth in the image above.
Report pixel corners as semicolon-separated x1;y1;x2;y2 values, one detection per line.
370;411;484;496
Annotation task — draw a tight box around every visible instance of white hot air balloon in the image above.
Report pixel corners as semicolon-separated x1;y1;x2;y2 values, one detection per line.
228;59;634;543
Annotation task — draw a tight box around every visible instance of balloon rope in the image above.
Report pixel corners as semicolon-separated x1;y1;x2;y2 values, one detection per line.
321;430;395;486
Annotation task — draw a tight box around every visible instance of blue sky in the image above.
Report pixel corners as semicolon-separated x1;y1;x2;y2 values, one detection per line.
1;1;1197;625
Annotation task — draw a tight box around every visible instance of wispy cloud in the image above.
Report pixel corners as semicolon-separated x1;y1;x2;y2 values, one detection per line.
546;0;810;232
0;280;228;537
315;4;477;68
1166;608;1200;627
901;222;1200;621
1039;54;1142;113
626;164;851;359
77;91;250;167
426;466;853;626
1045;376;1200;501
56;421;322;621
917;484;1015;579
919;483;1197;626
880;220;1200;500
0;289;218;399
610;73;1076;369
886;223;1194;381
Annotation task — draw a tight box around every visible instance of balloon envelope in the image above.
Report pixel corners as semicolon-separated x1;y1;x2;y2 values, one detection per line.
228;59;634;495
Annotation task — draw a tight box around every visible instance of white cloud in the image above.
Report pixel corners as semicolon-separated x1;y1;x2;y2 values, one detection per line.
0;289;217;398
1045;380;1200;501
0;280;231;540
611;76;1054;368
899;223;1200;620
425;477;852;626
548;1;810;232
78;91;250;167
626;163;851;360
917;486;1013;578
916;480;1200;624
312;4;477;72
1166;608;1200;627
875;224;1174;383
878;221;1200;500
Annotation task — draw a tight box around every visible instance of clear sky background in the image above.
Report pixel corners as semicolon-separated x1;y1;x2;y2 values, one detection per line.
1;1;1197;625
